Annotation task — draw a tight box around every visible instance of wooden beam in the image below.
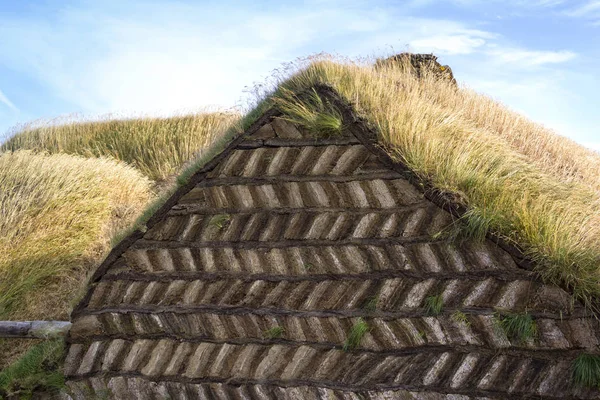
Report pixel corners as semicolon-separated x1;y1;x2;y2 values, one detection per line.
0;321;71;339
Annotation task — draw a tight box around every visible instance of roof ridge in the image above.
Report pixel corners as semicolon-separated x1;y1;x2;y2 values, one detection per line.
72;84;594;320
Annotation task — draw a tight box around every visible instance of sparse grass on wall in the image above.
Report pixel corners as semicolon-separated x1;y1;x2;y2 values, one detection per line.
209;214;231;229
2;112;239;181
451;310;470;326
363;296;378;312
423;295;444;316
264;326;285;339
572;353;600;389
343;318;369;351
496;312;538;343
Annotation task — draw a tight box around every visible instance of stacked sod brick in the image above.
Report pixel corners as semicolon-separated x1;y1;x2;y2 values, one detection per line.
64;88;600;399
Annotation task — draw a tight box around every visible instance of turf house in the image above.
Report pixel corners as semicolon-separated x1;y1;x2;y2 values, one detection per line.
3;54;600;399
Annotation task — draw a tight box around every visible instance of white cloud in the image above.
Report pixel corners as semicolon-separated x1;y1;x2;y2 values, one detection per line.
0;3;505;118
409;33;489;55
0;89;17;112
0;5;313;116
0;0;593;152
563;1;600;24
409;0;566;7
564;1;600;17
486;49;576;66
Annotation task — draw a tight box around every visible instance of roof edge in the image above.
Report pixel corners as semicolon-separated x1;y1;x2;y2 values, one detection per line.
71;108;280;317
71;83;591;319
313;84;535;267
315;84;591;312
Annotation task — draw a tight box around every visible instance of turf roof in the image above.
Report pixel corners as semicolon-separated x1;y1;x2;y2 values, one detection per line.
159;54;600;309
64;67;600;397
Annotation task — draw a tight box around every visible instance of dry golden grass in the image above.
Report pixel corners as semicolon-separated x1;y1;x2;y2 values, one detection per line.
2;112;239;181
0;151;151;347
0;112;238;369
273;56;600;305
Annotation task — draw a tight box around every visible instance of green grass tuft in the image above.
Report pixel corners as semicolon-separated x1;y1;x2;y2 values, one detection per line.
264;326;285;339
451;310;471;326
363;296;378;312
343;318;369;351
423;294;444;316
572;353;600;388
273;88;343;138
209;214;231;229
303;263;315;271
497;312;538;342
0;339;65;399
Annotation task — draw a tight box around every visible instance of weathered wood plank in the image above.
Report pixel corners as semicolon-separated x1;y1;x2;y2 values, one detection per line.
0;320;71;339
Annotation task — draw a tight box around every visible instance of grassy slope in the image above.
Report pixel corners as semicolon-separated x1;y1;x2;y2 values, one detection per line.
272;57;600;306
2;112;238;181
0;151;151;320
0;151;152;371
0;112;238;377
6;58;596;314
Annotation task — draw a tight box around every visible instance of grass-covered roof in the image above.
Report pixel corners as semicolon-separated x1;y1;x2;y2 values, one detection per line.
1;52;599;394
266;55;600;307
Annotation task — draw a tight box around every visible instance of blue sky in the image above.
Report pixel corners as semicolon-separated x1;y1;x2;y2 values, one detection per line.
0;0;598;151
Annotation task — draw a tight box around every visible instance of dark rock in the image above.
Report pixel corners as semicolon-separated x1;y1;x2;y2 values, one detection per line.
376;53;457;87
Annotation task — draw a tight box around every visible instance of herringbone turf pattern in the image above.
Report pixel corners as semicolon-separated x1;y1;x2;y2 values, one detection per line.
65;93;600;399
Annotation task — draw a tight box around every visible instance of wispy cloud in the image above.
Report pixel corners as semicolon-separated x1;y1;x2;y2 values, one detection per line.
409;0;566;8
409;31;495;55
0;2;506;116
564;1;600;16
563;1;600;24
0;0;594;149
0;89;18;112
486;49;576;66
